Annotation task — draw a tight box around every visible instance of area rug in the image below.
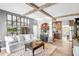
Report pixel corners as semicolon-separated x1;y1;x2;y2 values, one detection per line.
8;45;57;56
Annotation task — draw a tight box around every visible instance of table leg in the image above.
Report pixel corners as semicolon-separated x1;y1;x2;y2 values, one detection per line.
33;49;34;56
25;44;27;51
43;44;44;49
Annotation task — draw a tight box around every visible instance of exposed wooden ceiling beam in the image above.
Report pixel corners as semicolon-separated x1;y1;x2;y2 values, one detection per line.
27;3;39;9
24;3;57;16
40;9;52;17
25;3;56;20
55;13;79;19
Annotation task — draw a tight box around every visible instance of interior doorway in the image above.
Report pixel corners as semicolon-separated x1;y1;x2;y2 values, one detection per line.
52;21;62;42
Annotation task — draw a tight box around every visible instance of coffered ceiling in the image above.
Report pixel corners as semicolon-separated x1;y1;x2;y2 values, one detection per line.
0;3;79;21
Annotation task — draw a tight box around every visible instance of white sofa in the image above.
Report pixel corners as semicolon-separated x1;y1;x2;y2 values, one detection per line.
5;34;37;54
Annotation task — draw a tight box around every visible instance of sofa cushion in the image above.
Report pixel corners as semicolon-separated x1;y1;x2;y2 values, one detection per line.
23;34;31;43
12;36;18;42
19;36;25;43
5;36;18;44
5;36;14;43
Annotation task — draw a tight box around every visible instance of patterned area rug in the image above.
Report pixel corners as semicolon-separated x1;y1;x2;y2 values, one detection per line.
8;45;57;56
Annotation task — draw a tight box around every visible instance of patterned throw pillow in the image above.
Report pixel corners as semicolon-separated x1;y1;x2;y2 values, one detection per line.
9;36;18;44
13;36;18;42
19;36;25;42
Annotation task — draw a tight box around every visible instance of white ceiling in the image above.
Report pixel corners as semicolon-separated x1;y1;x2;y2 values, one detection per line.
0;3;33;15
34;3;46;7
26;11;51;20
44;3;79;17
0;3;79;21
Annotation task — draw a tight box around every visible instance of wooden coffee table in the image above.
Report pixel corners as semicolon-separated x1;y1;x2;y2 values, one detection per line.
25;41;44;56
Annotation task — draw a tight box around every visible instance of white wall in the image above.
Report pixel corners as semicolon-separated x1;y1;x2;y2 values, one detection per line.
0;11;7;48
33;25;38;39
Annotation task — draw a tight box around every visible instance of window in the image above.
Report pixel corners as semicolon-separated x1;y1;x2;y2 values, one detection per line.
7;14;11;20
21;18;24;22
13;16;16;22
27;19;29;26
17;17;20;22
21;18;25;26
6;14;29;35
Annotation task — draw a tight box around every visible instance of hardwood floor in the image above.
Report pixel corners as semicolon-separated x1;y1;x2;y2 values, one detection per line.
0;39;73;56
51;39;72;56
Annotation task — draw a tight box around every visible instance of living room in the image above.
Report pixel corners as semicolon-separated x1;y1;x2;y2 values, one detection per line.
0;3;79;56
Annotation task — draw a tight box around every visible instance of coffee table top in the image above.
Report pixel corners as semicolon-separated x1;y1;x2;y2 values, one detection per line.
32;41;44;48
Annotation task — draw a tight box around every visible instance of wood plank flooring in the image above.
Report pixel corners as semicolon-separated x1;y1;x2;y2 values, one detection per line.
0;39;72;56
